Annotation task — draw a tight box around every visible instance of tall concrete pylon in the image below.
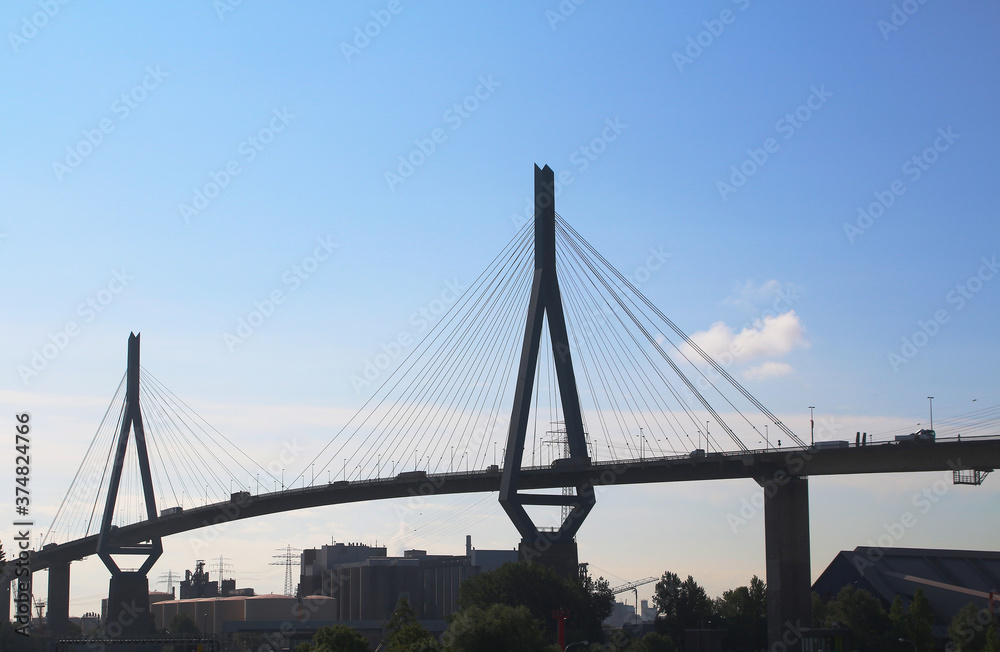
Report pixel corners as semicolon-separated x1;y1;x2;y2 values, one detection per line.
94;332;161;637
499;165;595;577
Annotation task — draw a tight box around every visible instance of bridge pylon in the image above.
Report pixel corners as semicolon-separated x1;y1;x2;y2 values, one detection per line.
499;165;594;577
95;332;161;637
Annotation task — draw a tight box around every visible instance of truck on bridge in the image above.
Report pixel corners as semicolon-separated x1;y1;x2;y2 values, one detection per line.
895;428;936;443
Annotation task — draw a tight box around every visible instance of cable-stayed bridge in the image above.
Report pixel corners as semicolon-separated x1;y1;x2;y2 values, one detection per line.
10;166;1000;650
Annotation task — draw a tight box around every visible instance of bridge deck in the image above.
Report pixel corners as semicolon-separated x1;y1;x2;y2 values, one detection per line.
31;436;1000;571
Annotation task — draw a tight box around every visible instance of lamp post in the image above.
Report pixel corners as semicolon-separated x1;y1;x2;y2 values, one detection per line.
809;406;815;445
565;642;589;651
899;638;917;652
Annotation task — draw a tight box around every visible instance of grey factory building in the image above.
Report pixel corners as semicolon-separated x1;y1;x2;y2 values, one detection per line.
297;536;517;622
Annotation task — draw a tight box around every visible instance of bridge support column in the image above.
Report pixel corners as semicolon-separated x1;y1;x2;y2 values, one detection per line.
106;572;153;638
763;475;811;651
47;561;71;637
13;571;31;632
518;540;579;578
1;570;11;623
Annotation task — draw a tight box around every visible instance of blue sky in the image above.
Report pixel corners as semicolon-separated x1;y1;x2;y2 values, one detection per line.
2;1;998;617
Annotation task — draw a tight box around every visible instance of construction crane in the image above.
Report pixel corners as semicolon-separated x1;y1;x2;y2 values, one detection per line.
609;577;658;625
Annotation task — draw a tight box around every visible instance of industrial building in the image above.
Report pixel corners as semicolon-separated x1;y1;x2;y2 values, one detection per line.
179;559;255;599
101;590;174;624
298;536;518;622
150;592;337;637
135;537;517;648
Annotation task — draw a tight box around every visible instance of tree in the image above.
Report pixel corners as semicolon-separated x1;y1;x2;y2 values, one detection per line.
384;596;439;652
811;592;827;629
823;585;892;652
299;624;371;652
715;576;766;651
577;570;615;642
890;595;907;642
652;571;681;616
442;604;558;652
167;612;200;635
632;631;679;652
948;602;991;652
907;589;936;651
652;572;714;643
985;625;1000;652
458;562;611;643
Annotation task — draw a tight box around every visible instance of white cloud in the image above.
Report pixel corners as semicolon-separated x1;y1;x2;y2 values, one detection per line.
721;279;803;311
743;361;794;380
684;310;808;364
722;279;783;308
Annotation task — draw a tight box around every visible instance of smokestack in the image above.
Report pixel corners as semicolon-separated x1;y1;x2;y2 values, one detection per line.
466;535;472;558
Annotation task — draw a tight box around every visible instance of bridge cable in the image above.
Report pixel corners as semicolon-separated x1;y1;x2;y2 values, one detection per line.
558;216;805;448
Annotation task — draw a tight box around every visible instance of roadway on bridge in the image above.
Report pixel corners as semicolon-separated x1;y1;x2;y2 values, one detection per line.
31;436;1000;571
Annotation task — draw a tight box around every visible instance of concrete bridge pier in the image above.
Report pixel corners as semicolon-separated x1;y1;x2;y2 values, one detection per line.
106;571;153;638
47;560;71;637
1;575;9;623
518;539;580;579
1;569;11;622
763;475;811;651
7;569;32;631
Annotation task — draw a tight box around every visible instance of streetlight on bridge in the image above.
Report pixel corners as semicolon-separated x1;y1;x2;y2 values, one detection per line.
809;406;815;445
